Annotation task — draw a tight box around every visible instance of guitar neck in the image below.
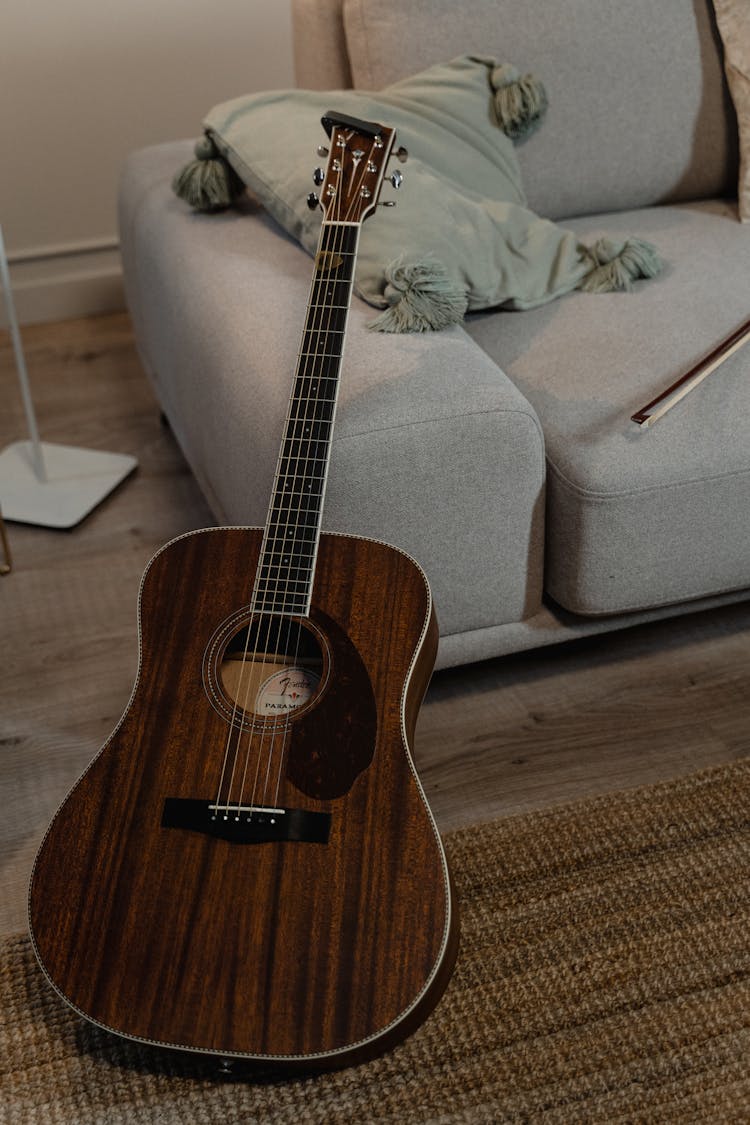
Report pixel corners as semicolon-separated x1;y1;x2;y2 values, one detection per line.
252;221;360;616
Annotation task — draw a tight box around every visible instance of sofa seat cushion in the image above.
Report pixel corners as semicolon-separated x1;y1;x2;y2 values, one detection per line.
466;200;750;616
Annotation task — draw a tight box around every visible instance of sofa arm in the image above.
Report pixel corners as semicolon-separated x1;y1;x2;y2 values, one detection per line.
119;141;545;650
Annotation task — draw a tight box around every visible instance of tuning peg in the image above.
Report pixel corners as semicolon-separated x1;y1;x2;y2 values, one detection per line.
394;146;408;163
317;145;329;157
307;192;320;210
380;200;397;207
312;167;325;185
389;171;404;189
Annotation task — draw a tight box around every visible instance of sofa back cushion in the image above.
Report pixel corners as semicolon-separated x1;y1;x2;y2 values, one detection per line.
318;0;738;221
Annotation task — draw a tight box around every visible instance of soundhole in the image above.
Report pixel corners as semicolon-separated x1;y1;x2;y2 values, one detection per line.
220;615;324;720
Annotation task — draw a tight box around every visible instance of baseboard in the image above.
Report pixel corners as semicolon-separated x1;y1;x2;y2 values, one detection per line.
0;241;125;327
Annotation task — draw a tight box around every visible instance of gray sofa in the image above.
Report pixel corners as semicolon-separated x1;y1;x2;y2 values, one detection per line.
118;0;750;669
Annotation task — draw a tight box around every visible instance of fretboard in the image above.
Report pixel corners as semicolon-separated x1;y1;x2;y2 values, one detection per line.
252;222;360;616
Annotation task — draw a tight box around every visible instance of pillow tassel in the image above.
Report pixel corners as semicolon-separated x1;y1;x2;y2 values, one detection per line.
171;135;244;212
578;237;663;293
490;64;548;140
368;259;468;333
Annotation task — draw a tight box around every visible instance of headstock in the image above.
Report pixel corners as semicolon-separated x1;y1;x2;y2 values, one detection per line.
307;111;402;225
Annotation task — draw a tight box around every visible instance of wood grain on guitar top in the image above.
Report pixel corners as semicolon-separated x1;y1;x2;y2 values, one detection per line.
28;528;456;1068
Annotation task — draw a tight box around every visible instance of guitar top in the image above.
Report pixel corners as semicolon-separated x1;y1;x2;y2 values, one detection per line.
29;112;458;1072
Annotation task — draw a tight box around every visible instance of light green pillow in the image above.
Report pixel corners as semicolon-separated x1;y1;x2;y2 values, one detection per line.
174;56;661;331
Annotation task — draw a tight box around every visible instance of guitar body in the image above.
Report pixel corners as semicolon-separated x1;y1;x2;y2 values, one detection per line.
29;527;457;1070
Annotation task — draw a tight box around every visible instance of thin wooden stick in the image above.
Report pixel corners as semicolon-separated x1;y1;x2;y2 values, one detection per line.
631;314;750;427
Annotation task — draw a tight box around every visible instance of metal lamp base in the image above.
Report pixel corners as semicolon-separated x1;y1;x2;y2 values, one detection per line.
0;440;137;528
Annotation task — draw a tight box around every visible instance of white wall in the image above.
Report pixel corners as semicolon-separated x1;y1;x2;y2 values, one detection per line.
1;0;294;324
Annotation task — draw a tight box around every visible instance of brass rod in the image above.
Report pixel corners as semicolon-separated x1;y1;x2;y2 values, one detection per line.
631;314;750;427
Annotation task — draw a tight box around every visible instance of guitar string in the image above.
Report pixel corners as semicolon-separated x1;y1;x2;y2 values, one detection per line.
246;207;344;814
239;154;350;817
233;208;342;820
266;158;360;812
210;212;333;818
257;139;373;814
260;135;381;814
259;147;361;813
228;139;373;817
215;130;381;821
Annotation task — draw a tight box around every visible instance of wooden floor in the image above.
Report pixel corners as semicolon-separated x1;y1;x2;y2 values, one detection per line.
2;312;749;937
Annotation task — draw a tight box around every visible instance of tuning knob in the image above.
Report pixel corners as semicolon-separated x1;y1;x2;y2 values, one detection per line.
312;167;325;186
317;145;329;157
389;171;404;189
307;192;320;210
394;146;409;163
380;200;397;207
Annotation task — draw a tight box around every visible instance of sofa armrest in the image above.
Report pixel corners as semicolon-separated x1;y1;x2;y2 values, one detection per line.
119;141;545;644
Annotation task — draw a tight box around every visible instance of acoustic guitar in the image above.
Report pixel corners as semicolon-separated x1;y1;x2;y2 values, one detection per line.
29;111;458;1072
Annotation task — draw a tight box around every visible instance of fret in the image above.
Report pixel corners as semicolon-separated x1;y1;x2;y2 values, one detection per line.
271;505;324;527
310;285;351;299
301;330;346;353
286;401;336;425
281;427;330;454
318;231;358;251
254;589;313;606
258;560;314;579
279;439;331;463
285;398;335;411
313;258;354;273
279;446;330;469
267;508;322;531
297;346;343;362
265;523;318;543
273;480;324;499
261;544;317;562
299;351;345;361
254;577;312;595
274;478;324;497
251;598;311;614
295;358;342;383
277;467;328;486
278;453;329;466
269;513;323;534
305;291;348;311
293;375;338;397
284;417;332;443
305;309;348;328
255;578;314;597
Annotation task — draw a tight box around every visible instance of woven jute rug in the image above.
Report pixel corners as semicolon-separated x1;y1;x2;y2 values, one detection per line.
3;760;750;1125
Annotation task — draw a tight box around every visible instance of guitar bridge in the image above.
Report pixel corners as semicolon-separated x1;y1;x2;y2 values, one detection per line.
161;798;330;844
